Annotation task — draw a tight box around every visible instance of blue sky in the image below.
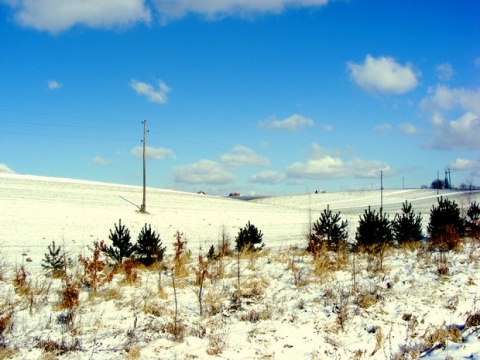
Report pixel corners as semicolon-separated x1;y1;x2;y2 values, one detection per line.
0;0;479;195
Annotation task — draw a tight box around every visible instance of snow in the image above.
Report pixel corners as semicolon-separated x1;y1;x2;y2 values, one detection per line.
0;173;479;359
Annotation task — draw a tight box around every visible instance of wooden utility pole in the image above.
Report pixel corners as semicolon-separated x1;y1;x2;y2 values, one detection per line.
380;170;383;213
140;120;147;213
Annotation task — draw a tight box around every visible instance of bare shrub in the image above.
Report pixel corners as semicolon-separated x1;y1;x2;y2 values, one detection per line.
173;231;189;277
465;312;480;328
36;337;82;355
13;264;30;294
422;324;463;350
120;257;140;285
60;276;80;309
0;309;13;337
207;321;228;355
355;287;383;309
218;225;233;258
78;240;116;294
193;253;211;316
240;306;272;323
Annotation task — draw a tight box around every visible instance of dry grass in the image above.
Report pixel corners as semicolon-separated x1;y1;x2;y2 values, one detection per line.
422;324;463;350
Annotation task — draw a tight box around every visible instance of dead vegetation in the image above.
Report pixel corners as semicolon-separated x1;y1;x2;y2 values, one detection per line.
0;228;479;359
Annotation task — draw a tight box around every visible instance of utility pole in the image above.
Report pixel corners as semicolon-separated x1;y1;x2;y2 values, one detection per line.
437;170;439;195
380;170;383;213
140;120;147;213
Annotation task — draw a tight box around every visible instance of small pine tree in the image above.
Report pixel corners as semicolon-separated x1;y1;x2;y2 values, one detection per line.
466;201;480;239
42;241;66;277
310;206;348;252
355;206;393;269
392;201;423;245
135;224;166;267
207;245;217;261
235;221;265;252
103;219;136;264
428;197;466;251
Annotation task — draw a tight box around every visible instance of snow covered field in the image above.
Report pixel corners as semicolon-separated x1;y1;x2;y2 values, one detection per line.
0;173;479;359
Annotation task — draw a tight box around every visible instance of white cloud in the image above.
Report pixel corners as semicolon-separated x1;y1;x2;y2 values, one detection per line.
428;112;480;150
420;85;480;114
374;123;391;134
7;0;151;33
153;0;329;21
448;158;480;176
0;163;15;174
250;171;286;184
398;123;420;135
258;114;314;132
420;85;480;150
130;80;171;104
174;160;235;184
435;63;454;81
92;156;111;166
347;54;419;94
131;145;176;160
286;143;392;180
47;80;62;90
220;146;270;167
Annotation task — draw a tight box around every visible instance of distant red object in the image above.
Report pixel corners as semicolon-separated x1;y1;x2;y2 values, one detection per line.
229;192;241;197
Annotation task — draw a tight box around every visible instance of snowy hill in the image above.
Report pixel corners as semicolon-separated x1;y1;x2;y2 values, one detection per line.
0;174;479;359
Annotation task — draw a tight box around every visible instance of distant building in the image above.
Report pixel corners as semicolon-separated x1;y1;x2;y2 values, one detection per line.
229;192;241;197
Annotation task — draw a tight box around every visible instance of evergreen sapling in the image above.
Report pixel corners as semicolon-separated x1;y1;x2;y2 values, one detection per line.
42;240;66;277
103;219;136;264
136;224;166;267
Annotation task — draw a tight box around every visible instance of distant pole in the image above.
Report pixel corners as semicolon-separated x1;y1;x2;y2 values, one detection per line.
437;171;439;195
140;120;147;213
448;169;452;189
380;170;383;213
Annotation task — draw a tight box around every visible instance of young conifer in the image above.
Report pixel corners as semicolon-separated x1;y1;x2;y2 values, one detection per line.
42;240;66;277
235;221;265;252
103;219;136;264
392;201;423;244
136;224;166;267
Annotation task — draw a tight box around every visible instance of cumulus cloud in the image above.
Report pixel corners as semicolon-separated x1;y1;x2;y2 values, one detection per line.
5;0;331;31
174;160;235;184
0;163;15;174
47;80;62;90
421;85;480;150
435;63;454;81
398;123;420;135
374;123;391;134
258;114;315;132
153;0;329;21
449;158;480;177
131;145;176;160
130;80;171;104
220;146;270;167
347;54;419;94
420;85;480;114
250;170;286;184
6;0;151;33
428;112;480;150
92;156;111;166
285;143;393;180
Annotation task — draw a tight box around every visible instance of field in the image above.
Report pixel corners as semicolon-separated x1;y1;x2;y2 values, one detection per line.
0;173;479;359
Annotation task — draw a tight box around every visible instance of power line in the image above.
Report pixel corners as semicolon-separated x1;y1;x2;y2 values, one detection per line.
0;130;137;142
